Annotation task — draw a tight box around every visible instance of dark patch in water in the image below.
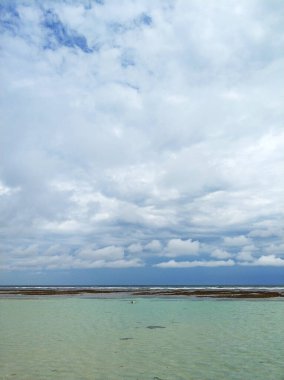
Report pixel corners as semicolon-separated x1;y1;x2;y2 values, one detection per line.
120;337;133;340
147;325;166;329
153;377;164;380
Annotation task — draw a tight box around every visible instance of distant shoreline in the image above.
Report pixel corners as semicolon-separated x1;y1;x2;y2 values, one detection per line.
1;286;284;299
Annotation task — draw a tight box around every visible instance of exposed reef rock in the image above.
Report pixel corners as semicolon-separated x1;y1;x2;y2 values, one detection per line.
0;287;283;299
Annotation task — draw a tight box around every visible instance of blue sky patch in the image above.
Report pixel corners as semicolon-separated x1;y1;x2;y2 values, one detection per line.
109;12;152;35
42;9;92;53
137;13;152;26
0;3;20;35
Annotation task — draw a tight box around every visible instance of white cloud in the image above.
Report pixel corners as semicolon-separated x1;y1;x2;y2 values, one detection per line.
78;246;124;261
144;240;162;251
211;249;232;259
127;243;143;253
165;239;200;257
236;250;255;262
12;244;39;258
0;183;13;196
241;255;284;267
42;220;83;233
155;259;235;268
223;235;251;247
264;243;284;255
248;229;277;238
248;221;284;239
77;258;144;269
2;244;144;270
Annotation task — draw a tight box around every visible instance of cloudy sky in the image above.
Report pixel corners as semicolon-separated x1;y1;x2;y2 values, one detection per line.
1;0;284;285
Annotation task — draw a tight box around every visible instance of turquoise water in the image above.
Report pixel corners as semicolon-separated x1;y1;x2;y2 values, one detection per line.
1;297;284;379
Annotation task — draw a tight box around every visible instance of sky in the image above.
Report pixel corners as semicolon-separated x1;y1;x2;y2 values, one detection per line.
0;0;284;285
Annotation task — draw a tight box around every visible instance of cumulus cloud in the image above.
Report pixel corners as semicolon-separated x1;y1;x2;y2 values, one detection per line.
165;239;200;257
78;246;124;261
155;259;235;268
211;249;232;260
144;240;162;252
2;244;144;270
262;242;284;255
127;243;143;254
223;236;251;247
83;247;142;268
236;244;257;262
236;251;254;262
77;258;144;269
241;255;284;267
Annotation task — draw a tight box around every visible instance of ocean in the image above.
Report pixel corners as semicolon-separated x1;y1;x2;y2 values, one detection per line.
1;288;284;379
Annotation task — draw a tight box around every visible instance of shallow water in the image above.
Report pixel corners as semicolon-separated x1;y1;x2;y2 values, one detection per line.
1;297;284;379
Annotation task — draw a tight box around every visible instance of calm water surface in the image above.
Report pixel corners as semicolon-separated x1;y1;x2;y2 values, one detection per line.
1;297;284;380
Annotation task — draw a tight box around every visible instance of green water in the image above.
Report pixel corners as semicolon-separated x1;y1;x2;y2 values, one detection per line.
1;297;284;380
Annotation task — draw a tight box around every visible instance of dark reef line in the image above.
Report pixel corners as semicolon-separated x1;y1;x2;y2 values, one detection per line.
0;288;283;298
